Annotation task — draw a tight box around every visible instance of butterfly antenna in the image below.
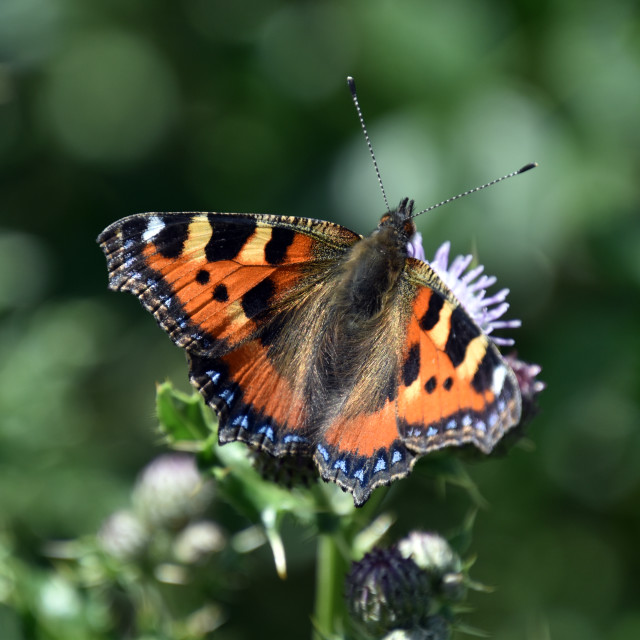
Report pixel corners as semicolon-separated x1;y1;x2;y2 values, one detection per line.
347;76;389;211
410;162;538;219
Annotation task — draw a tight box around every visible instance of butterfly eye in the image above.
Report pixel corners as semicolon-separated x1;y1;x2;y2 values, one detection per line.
403;220;417;236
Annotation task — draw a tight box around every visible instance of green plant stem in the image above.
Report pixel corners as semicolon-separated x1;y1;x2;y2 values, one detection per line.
313;532;348;640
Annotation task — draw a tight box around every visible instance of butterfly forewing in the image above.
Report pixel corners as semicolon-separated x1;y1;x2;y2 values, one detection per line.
98;212;361;357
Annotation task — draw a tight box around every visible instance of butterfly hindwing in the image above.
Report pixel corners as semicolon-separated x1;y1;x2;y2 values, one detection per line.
313;400;418;507
305;273;416;506
189;342;311;457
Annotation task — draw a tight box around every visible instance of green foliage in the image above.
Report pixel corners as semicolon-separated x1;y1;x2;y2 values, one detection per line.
0;383;487;639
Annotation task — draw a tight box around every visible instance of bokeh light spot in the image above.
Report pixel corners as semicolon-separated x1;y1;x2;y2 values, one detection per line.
0;0;63;67
0;232;49;310
42;31;179;164
258;4;356;102
330;112;440;231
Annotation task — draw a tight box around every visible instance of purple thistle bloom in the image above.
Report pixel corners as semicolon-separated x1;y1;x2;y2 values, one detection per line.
426;241;520;347
504;353;546;424
98;510;148;559
406;231;426;262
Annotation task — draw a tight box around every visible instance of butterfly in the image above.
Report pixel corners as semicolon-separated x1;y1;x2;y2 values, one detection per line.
97;197;522;506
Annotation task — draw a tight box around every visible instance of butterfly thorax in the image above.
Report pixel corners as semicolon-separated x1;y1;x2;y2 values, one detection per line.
336;198;416;321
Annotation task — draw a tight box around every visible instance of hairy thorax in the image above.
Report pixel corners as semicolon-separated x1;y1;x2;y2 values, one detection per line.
336;225;407;321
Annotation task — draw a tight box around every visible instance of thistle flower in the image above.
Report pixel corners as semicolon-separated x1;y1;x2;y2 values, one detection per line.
504;353;546;425
132;454;214;529
397;532;466;602
407;231;426;262
98;509;148;559
397;531;461;578
345;547;432;635
427;241;520;347
505;353;545;401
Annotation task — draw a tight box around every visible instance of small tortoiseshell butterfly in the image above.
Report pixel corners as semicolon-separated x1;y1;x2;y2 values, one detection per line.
98;79;533;506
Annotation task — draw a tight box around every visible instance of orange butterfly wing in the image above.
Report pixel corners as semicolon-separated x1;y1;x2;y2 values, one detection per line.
310;258;521;506
396;259;521;453
98;212;361;456
99;212;359;354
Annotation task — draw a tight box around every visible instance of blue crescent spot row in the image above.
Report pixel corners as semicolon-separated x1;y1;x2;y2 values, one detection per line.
195;363;312;453
315;441;409;487
118;251;219;353
401;408;500;439
194;360;413;489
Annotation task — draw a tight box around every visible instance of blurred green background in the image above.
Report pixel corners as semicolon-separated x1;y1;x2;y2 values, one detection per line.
1;0;639;638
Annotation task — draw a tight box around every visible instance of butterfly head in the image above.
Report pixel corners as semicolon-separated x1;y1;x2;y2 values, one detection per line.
376;197;422;261
378;197;417;238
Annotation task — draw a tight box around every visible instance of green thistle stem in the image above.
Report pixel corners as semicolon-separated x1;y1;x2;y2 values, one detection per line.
313;532;348;639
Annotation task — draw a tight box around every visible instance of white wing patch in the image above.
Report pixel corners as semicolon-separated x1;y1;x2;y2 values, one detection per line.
491;365;507;395
142;216;166;242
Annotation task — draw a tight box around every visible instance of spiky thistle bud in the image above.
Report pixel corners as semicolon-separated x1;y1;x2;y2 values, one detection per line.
397;532;465;602
345;547;432;635
98;509;148;559
132;454;214;529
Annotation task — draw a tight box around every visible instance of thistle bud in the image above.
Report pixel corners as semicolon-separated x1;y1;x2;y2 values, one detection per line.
382;615;451;640
98;509;147;559
173;521;225;564
397;532;461;577
397;532;466;602
345;547;431;635
132;454;214;529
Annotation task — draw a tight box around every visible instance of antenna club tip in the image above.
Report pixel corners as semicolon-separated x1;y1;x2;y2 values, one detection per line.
347;76;356;94
518;162;538;174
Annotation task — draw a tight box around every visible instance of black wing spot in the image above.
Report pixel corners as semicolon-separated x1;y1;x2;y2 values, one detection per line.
443;377;453;391
425;376;437;393
213;283;229;302
155;214;192;258
196;269;210;284
444;307;481;367
402;343;420;387
265;227;295;265
206;216;256;262
383;374;398;403
419;292;444;331
242;278;275;319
